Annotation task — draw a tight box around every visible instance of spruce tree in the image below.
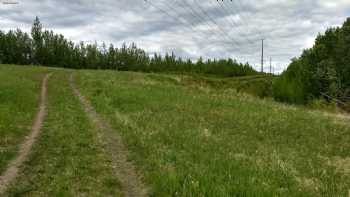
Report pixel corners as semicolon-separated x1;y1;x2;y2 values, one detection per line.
31;16;43;64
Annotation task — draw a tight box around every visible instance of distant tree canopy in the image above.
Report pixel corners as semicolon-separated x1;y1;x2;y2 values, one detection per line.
273;17;350;105
0;17;257;77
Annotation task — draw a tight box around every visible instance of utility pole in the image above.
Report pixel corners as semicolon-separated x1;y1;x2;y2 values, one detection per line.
261;39;264;73
269;57;272;74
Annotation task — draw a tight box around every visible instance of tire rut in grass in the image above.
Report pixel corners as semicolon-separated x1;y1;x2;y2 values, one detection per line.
69;74;147;197
0;73;51;195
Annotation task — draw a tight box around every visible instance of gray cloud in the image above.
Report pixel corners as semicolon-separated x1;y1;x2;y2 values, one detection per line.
0;0;349;73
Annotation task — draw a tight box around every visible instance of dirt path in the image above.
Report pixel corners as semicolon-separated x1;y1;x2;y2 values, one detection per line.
0;73;51;195
69;74;147;197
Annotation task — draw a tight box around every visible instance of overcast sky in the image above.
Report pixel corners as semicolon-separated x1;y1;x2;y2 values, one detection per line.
0;0;349;73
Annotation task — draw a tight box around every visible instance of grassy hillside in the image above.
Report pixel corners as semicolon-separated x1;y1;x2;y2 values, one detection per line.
149;74;274;98
75;69;350;196
0;64;349;196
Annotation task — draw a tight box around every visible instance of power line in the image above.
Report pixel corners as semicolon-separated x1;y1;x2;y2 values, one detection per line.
234;0;269;67
213;0;256;46
192;0;250;62
193;0;241;47
144;0;204;43
235;0;264;38
174;0;224;44
158;0;238;49
175;0;243;51
145;0;265;65
144;0;239;58
145;1;242;49
173;0;249;61
218;0;254;37
217;0;265;65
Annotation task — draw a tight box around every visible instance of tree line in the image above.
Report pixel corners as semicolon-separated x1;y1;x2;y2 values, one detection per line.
0;17;257;77
273;17;350;108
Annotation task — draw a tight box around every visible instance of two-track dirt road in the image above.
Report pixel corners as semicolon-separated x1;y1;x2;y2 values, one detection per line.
0;72;147;196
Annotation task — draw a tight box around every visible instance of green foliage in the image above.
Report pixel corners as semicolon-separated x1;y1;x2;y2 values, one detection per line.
274;17;350;106
0;29;32;65
167;74;274;98
0;17;257;77
31;16;42;64
273;59;308;104
308;99;340;113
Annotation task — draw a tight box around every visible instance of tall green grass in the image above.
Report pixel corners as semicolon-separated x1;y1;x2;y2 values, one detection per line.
146;73;274;98
0;65;46;173
75;70;350;196
7;71;122;196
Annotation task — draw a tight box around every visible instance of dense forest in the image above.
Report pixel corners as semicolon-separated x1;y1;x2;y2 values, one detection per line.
273;17;350;108
0;17;257;77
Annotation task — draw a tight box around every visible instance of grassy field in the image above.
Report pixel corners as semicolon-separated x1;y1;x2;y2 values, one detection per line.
5;70;122;196
75;70;350;196
0;65;46;174
1;64;349;196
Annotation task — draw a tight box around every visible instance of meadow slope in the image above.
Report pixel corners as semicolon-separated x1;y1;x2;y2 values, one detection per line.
75;69;350;196
0;65;349;196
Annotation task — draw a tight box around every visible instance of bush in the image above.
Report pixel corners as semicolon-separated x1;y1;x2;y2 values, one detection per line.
273;59;308;104
308;99;339;113
273;17;350;107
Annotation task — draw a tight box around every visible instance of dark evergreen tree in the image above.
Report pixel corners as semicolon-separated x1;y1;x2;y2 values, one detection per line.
31;16;43;64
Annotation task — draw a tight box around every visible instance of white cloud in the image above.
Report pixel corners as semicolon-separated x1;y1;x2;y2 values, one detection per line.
0;0;349;72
